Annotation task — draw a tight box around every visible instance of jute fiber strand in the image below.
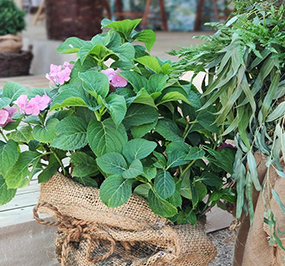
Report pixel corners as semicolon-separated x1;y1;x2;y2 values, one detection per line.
233;153;285;266
33;172;217;266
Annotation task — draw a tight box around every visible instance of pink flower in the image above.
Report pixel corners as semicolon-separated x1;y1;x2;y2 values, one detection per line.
34;93;52;110
25;98;41;115
0;106;16;127
46;61;73;86
14;94;28;114
14;93;52;116
101;68;128;87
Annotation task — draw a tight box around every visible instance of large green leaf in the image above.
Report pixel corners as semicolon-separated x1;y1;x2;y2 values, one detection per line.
123;104;159;128
0;97;11;109
100;175;133;207
122;159;144;179
0;140;19;176
148;188;177;217
103;94;126;126
79;71;110;99
51;116;88;150
155;119;183;141
87;118;128;157
70;152;98;177
185;146;205;161
32;118;59;143
0;175;16;205
198;172;223;187
130;121;157;138
96;152;127;175
7;126;32;143
135;29;156;52
154;170;175;199
4;151;42;189
135;56;163;73
122;139;157;163
120;71;147;93
167;150;188;168
146;73;168;94
2;82;28;102
56;37;87;54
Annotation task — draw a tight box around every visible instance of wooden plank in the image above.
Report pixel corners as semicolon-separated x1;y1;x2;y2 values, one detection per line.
0;75;49;89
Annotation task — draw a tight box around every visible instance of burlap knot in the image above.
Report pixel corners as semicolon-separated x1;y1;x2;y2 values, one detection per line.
33;202;117;266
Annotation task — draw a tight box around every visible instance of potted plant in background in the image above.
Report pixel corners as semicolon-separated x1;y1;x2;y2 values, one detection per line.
0;0;33;77
0;18;236;265
170;0;285;264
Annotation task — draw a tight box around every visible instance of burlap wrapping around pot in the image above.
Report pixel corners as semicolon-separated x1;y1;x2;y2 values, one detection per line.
233;153;285;266
0;34;22;53
34;172;217;266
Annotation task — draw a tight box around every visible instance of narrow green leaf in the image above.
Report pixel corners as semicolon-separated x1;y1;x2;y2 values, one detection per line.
247;152;262;191
266;102;285;122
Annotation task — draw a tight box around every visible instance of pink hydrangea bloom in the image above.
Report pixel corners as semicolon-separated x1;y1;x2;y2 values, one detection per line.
101;68;128;88
14;94;28;114
0;106;16;127
46;61;73;86
14;93;52;116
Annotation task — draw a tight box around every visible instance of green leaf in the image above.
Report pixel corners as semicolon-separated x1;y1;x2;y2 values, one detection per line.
123;104;159;128
167;150;188;168
0;140;19;176
70;152;98;177
0;175;17;205
7;126;32;143
87;118;128;157
79;71;110;99
154;170;175;199
122;159;144;179
148;188;177;217
0;97;11;109
168;190;182;207
159;91;190;105
100;175;133;207
96;152;128;175
122;139;157;163
185;146;205;161
180;174;192;199
103;94;126;126
56;37;87;54
199;172;223;187
247;152;262;191
142;167;157;181
2;82;28;102
73;176;98;187
51;116;88;150
135;29;156;52
206;148;234;174
4;151;42;189
266;102;285;122
32;118;59;143
155;119;183;141
130;121;157;138
134;183;150;198
120;71;147;93
102;18;142;40
135;56;163;73
147;73;168;94
194;181;207;201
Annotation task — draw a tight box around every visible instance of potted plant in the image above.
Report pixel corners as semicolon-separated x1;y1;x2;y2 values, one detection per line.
0;18;236;265
170;0;285;264
0;0;33;77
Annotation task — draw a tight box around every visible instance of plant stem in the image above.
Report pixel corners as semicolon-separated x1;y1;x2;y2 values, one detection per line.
181;160;195;177
50;148;66;176
0;130;8;142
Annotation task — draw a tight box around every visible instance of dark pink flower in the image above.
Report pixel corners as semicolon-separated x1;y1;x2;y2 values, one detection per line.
217;143;237;150
101;68;127;87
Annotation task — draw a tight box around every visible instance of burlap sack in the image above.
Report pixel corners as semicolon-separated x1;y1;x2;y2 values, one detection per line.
233;153;285;266
34;172;217;266
0;34;23;53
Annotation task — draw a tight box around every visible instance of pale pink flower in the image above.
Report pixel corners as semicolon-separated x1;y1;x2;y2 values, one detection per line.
34;93;52;110
101;68;127;87
25;98;41;115
0;106;16;127
46;61;73;86
14;94;28;114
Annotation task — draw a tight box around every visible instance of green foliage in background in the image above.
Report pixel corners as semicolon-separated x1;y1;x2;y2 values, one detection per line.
0;0;26;35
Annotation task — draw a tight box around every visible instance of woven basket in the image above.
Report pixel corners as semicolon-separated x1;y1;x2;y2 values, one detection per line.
0;49;33;77
45;0;103;40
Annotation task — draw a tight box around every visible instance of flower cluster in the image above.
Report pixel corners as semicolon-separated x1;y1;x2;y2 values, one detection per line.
45;61;73;86
0;106;16;127
101;68;127;87
14;93;52;116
